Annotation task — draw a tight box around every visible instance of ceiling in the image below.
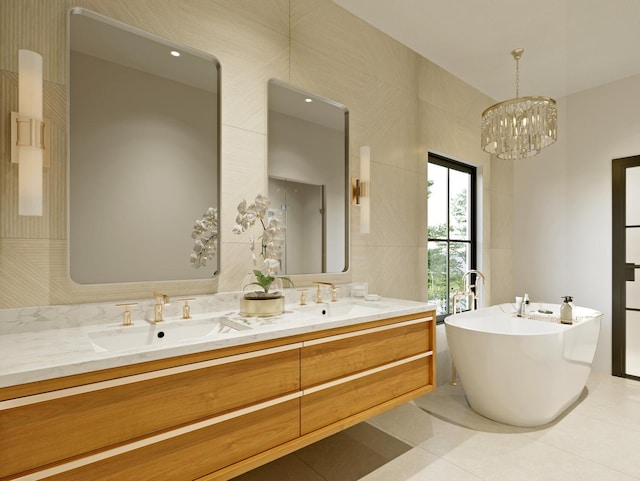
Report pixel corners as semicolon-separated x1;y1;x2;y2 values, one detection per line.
333;0;640;101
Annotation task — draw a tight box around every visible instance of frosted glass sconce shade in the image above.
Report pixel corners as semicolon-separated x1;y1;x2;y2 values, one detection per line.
11;49;49;216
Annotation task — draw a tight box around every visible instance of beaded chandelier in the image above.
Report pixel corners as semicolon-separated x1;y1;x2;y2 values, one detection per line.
481;49;557;160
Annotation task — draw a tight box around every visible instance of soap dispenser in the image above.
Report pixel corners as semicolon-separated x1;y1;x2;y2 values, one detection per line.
561;296;574;324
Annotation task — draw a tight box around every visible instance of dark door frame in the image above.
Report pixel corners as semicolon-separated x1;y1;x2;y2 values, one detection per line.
612;155;640;379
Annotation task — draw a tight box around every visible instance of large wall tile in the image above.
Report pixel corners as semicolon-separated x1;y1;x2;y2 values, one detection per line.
351;162;420;249
420;102;460;156
490;248;513;304
0;239;52;307
351;245;421;300
220;126;268;238
362;28;419;96
491;191;513;250
291;0;368;76
491;157;514;195
0;0;70;83
366;78;419;172
418;58;493;121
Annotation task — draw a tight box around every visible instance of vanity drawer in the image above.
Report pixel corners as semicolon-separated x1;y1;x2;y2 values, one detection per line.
0;346;300;479
301;356;431;434
40;398;300;481
301;316;431;388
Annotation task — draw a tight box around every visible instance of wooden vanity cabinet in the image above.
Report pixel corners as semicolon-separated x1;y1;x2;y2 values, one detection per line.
300;317;432;434
0;347;300;479
301;317;430;387
0;310;435;481
42;399;300;481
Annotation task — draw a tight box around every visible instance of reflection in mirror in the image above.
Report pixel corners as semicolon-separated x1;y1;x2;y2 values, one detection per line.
269;178;325;273
267;79;349;275
68;8;220;284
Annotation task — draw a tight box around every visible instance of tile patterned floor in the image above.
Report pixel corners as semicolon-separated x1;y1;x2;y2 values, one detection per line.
232;374;640;480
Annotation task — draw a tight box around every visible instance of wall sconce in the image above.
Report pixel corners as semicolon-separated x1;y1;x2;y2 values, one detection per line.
11;49;49;216
352;145;370;234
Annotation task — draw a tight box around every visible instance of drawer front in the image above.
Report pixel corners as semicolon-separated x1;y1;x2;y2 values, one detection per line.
0;348;300;479
301;318;431;388
42;398;300;481
301;357;431;434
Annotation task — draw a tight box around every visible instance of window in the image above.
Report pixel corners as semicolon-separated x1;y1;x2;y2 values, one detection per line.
427;153;477;322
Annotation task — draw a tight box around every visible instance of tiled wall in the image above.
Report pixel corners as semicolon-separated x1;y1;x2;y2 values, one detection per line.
0;0;509;309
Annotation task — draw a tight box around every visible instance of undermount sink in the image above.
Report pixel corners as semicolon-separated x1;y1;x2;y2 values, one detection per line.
291;299;391;318
88;317;250;352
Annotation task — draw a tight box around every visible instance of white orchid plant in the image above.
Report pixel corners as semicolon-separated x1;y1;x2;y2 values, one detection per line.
190;207;218;269
232;194;292;296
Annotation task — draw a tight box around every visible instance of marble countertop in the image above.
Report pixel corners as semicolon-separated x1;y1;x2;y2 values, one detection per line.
0;297;434;389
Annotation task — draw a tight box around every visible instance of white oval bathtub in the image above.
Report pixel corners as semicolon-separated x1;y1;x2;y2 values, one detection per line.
445;303;602;427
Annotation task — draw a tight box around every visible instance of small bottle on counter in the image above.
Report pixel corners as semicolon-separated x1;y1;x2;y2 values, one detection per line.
561;296;574;324
520;293;530;317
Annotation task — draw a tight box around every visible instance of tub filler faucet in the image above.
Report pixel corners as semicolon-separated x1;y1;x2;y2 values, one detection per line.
462;269;486;311
451;270;486;385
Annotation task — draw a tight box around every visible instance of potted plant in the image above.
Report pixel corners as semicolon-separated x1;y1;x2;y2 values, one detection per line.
233;194;292;316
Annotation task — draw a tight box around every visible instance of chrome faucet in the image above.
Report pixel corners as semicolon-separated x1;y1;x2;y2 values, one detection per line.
452;270;486;314
462;269;486;311
313;282;337;302
153;292;170;323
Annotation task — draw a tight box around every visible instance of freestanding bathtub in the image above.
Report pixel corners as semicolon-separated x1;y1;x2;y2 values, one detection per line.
445;303;602;427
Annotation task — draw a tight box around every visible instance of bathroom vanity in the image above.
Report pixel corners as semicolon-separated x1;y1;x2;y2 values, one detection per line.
0;298;435;480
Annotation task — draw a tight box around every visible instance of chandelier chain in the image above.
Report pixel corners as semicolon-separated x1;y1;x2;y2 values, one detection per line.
511;48;523;98
515;55;519;98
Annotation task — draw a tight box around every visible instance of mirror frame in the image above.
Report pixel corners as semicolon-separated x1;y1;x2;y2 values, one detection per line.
67;8;221;284
267;79;350;275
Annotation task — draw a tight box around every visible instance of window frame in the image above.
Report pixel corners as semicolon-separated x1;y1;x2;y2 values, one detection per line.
427;153;477;324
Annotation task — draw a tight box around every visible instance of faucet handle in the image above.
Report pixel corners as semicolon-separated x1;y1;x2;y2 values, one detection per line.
175;298;196;319
115;302;138;327
297;289;308;306
330;286;338;302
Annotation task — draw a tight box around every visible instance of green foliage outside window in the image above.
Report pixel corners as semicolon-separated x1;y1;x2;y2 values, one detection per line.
427;183;470;316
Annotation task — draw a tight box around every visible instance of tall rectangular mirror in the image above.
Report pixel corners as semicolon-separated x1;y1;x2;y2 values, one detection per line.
68;8;220;284
268;79;349;275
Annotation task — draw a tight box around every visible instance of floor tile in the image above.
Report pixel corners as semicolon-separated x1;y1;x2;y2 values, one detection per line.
576;374;640;430
527;410;640;478
442;434;638;481
358;447;484;481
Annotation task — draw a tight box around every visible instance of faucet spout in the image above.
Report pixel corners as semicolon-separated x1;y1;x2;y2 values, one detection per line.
313;282;337;302
461;270;485;311
462;270;485;292
153;292;170;323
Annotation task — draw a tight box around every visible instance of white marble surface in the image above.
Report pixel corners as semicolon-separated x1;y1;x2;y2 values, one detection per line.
0;290;434;389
